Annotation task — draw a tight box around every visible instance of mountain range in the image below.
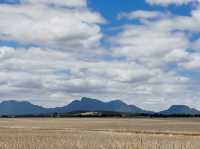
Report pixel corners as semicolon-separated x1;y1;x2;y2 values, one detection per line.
0;97;199;116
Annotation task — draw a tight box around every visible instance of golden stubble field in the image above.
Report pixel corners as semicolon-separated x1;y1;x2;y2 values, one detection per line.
0;118;200;149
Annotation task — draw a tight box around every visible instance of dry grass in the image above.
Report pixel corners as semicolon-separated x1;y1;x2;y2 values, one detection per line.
0;118;199;149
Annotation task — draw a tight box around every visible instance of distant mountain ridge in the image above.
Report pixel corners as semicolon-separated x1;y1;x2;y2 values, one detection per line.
0;100;47;115
60;97;150;113
160;105;200;115
46;97;151;114
0;97;199;116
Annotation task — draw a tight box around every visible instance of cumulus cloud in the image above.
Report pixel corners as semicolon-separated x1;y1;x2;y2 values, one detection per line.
0;45;183;108
163;49;190;63
0;47;15;60
146;0;198;6
179;54;200;70
192;38;200;51
118;10;168;20
112;9;200;70
107;8;200;109
0;45;192;110
20;0;87;7
111;26;188;61
0;0;105;49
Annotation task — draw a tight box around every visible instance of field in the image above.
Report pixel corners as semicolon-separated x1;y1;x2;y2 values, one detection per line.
0;118;200;149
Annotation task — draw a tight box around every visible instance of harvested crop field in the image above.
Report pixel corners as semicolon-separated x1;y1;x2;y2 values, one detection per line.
0;118;199;149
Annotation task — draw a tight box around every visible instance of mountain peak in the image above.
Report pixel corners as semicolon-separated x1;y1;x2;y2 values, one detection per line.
0;100;47;116
108;100;125;104
81;97;98;101
160;105;200;115
80;97;104;104
170;105;190;109
57;97;149;114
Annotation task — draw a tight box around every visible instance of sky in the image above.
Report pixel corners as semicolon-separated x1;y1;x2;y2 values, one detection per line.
0;0;200;111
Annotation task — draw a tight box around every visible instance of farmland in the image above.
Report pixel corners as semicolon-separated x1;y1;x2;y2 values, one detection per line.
0;118;200;149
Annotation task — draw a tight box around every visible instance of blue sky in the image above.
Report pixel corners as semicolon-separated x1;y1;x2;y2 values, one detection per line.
88;0;193;28
0;0;200;111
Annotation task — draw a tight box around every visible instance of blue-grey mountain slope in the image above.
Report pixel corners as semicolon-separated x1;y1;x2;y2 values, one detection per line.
160;105;200;115
0;100;47;115
51;97;150;114
0;98;199;116
0;97;150;115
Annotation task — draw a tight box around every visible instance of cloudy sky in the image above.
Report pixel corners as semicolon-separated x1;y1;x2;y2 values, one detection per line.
0;0;200;111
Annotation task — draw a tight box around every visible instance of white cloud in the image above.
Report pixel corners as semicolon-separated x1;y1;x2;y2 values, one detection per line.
107;8;200;109
118;10;168;20
164;49;191;63
0;47;15;60
192;38;200;51
0;1;105;49
111;25;189;64
21;0;87;7
179;54;200;70
146;0;197;6
112;9;200;71
0;46;190;109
